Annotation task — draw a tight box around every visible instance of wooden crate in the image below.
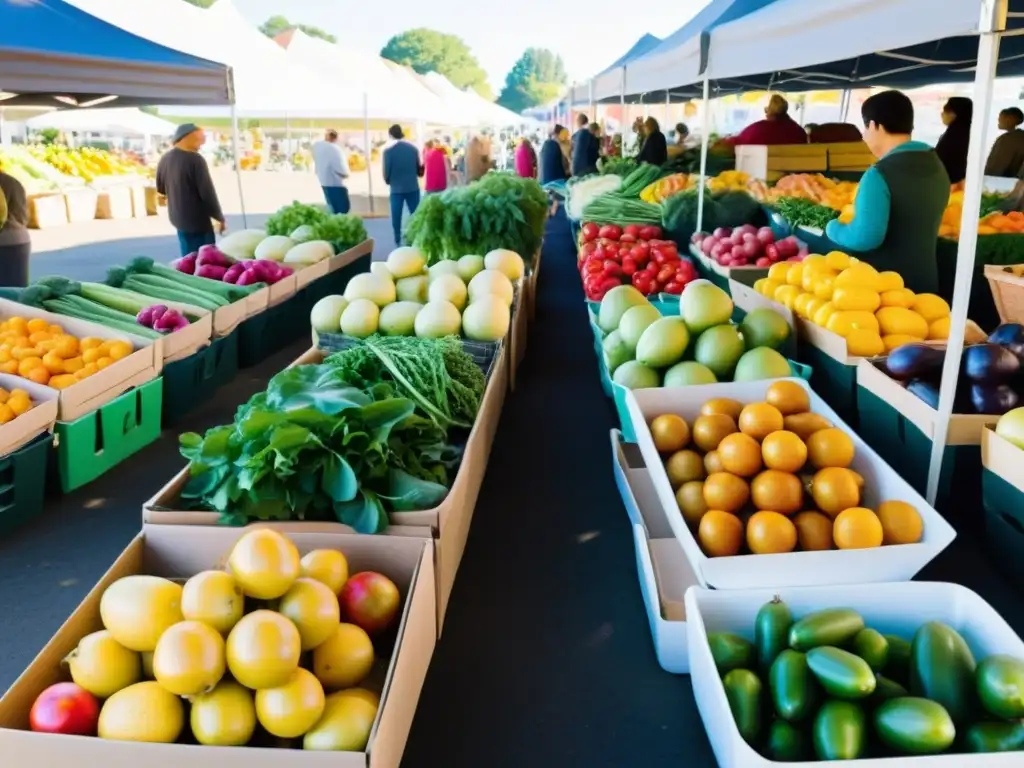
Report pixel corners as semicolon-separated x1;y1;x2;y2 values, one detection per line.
985;263;1024;323
735;144;828;180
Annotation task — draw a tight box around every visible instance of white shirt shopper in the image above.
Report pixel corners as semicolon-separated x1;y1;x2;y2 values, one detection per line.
312;129;352;214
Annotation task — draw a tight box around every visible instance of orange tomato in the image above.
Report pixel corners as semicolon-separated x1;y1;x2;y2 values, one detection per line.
24;367;49;385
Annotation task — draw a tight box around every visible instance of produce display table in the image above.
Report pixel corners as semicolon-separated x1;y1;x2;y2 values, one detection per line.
1;212;1024;764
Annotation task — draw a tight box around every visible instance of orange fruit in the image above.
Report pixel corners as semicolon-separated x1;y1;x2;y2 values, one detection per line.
704;450;724;475
26;318;49;334
807;428;856;469
27;330;51;345
761;430;807;473
738;403;784;441
746;511;798;555
96;356;113;370
650;414;690;453
6;317;27;334
16;357;43;377
0;361;16;374
692;414;738;452
750;470;803;515
703;472;750;514
46;374;76;390
765;381;810;415
0;403;13;423
848;470;865;488
80;337;103;351
107;340;133;360
41;351;64;374
700;398;745;421
11;346;38;361
833;507;884;549
810;467;862;517
665;450;705;488
53;335;79;358
783;413;833;441
82;348;103;365
62;356;84;373
698;510;744;557
675;481;708;527
25;367;49;385
717;433;763;477
876;500;923;545
793;511;834;551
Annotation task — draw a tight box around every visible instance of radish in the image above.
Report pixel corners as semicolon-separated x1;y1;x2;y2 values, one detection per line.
195;264;228;280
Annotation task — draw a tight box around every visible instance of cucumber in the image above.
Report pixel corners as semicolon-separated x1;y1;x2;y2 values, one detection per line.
813;700;866;760
883;634;912;684
976;654;1024;719
708;632;756;674
755;596;793;673
870;674;909;704
909;621;978;724
789;608;864;651
850;628;889;672
722;668;763;746
769;649;820;722
964;721;1024;753
874;696;956;755
806;646;876;699
763;720;808;761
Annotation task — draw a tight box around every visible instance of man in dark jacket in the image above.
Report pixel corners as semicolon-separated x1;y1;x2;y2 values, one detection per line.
156;123;226;257
539;125;569;184
571;113;599;177
383;125;422;246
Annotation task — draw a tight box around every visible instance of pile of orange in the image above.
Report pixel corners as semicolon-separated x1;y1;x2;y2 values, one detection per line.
0;316;133;389
648;380;924;558
0;386;33;424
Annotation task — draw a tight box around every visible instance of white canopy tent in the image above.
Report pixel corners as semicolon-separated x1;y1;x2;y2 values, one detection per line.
279;30;448;123
411;70;485;127
25;107;177;135
66;0;364;117
461;88;526;128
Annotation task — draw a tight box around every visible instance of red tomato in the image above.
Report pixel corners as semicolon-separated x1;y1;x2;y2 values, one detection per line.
639;225;662;240
603;261;623;278
598;224;622;240
629;243;648;261
621;257;638;276
623;224;641;239
618;246;631;258
619;233;637;243
651;251;665;266
765;244;780;261
581;222;599;241
657;266;675;284
579;241;597;256
632;272;653;294
30;683;99;736
663;281;684;295
584;259;604;275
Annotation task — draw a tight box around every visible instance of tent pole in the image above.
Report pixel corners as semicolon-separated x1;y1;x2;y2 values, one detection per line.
363;93;374;214
925;0;1006;504
620;70;626;148
284;112;290;169
696;76;711;235
230;104;247;228
665;91;670;128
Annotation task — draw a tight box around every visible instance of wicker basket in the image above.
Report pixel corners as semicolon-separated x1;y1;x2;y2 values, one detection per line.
315;334;504;381
985;264;1024;324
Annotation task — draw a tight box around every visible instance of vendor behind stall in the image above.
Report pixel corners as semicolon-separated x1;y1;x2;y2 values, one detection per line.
730;94;808;146
935;97;973;184
824;90;949;294
985;107;1024;178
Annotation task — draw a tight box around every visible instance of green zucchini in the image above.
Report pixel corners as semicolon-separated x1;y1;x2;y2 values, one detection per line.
883;634;912;684
964;721;1024;753
850;628;889;672
789;608;864;651
870;674;909;705
722;668;763;746
754;596;793;673
806;646;876;699
976;654;1024;719
763;720;808;761
769;649;820;722
909;621;978;724
874;697;955;755
708;632;755;674
813;700;866;761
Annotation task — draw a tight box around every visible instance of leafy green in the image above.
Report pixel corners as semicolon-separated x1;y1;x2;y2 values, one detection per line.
598;157;636;176
265;201;328;237
178;363;458;533
581;193;663;226
773;197;839;229
313;213;368;252
324;335;485;429
619;164;663;198
405;171;547;265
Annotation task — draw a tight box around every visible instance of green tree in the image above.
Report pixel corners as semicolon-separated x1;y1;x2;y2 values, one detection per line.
497;48;567;113
381;28;491;100
258;14;337;44
181;0;217;7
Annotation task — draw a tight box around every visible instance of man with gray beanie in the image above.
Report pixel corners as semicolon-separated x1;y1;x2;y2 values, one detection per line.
156;123;226;257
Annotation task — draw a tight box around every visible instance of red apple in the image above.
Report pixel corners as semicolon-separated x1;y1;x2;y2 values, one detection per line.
29;683;99;735
339;572;401;636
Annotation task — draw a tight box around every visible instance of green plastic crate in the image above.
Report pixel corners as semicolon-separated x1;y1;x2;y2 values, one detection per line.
855;385;978;528
797;344;859;427
982;468;1024;593
55;378;163;492
0;432;51;537
162;332;239;425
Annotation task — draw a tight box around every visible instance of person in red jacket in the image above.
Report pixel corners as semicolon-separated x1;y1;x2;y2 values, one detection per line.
731;94;808;146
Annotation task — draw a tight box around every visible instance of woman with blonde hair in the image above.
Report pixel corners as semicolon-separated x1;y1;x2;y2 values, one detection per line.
636;116;668;166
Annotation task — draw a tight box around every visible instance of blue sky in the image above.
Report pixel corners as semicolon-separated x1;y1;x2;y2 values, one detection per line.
233;0;703;92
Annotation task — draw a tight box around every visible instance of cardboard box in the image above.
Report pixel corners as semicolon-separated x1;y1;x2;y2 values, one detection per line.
0;524;436;768
153;302;213;364
0;373;57;456
610;430;695;673
0;299;159;422
687;581;1024;767
27;193;68;229
95;187;133;220
143;347;508;632
208;286;269;339
623;377;957;590
64;188;99;224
